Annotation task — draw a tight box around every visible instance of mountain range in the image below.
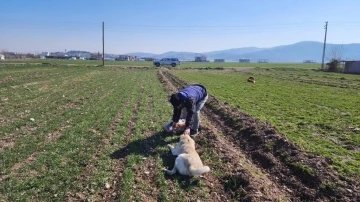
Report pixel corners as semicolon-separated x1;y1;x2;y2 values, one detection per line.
125;41;360;63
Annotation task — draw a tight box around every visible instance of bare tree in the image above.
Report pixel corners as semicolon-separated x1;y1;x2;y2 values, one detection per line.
326;45;344;72
1;49;8;56
327;44;343;61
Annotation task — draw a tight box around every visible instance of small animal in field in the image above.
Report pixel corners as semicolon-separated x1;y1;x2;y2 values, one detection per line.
247;77;256;83
164;134;210;177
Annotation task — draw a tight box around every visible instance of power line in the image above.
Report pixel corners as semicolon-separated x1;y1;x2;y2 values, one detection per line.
2;19;360;27
0;24;330;31
1;21;358;32
0;20;326;27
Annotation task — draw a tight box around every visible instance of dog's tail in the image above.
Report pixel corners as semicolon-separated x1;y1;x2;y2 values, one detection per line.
189;165;210;176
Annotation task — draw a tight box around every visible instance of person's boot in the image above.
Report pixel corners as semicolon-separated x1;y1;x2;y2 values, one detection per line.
190;129;199;137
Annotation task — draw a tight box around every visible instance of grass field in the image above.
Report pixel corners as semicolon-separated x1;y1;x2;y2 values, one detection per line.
172;68;360;176
0;63;359;201
0;59;320;69
0;65;182;201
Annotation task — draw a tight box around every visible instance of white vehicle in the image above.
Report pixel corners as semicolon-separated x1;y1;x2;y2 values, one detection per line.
153;58;180;67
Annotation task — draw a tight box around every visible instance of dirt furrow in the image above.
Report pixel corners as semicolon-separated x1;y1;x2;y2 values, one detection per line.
95;85;144;201
0;89;97;151
0;136;15;152
157;69;289;201
161;69;360;201
130;87;160;201
65;93;134;201
0;194;9;202
0;120;73;183
0;112;12;128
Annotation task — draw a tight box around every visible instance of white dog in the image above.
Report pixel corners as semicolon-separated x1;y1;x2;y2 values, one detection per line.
164;134;210;176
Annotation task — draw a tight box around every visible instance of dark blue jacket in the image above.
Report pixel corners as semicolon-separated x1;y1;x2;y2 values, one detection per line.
172;84;207;128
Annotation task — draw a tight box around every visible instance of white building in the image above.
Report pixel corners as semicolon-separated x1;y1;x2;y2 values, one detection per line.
195;55;207;62
0;54;5;60
214;59;225;62
239;58;250;63
258;59;269;63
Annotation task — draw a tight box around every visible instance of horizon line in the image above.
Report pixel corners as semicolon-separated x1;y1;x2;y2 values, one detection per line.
3;40;360;55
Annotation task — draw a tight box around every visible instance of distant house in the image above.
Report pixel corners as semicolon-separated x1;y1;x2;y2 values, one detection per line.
41;52;50;56
49;52;66;57
89;53;102;60
5;52;17;59
89;57;101;60
214;59;225;63
344;61;360;74
45;55;71;60
0;54;4;60
239;58;250;63
116;55;137;61
195;55;207;62
39;52;49;59
141;57;155;61
258;59;269;63
303;60;316;63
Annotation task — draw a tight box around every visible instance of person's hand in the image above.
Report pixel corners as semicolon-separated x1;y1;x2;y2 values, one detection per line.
184;128;190;136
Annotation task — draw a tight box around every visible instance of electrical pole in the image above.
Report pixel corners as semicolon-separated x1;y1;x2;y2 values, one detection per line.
102;21;105;66
321;21;328;70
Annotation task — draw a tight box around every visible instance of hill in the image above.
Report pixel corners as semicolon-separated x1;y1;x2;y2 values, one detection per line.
124;41;360;62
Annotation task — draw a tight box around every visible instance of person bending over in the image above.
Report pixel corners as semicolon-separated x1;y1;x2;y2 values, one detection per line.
168;84;208;136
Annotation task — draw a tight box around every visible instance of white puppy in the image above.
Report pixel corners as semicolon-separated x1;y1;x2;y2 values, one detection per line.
164;134;210;176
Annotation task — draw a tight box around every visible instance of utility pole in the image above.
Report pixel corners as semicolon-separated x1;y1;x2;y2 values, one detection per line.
321;21;328;70
102;21;105;66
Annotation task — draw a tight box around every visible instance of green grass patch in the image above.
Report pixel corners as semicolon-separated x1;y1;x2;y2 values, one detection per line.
172;68;360;178
0;64;184;201
1;59;320;69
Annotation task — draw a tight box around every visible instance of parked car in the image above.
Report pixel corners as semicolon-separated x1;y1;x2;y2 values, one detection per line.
153;58;180;67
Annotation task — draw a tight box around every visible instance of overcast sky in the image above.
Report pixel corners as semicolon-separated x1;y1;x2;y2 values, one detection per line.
1;0;360;54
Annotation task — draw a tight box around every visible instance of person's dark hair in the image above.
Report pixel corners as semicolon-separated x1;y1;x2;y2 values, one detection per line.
169;93;182;107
